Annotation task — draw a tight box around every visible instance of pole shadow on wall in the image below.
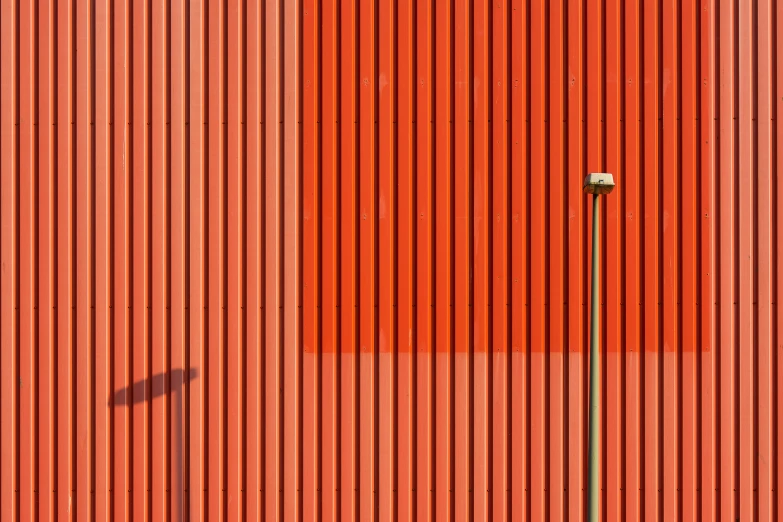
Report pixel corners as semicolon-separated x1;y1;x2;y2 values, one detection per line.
112;368;198;521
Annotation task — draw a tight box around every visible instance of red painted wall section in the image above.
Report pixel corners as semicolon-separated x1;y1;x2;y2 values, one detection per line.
0;0;781;520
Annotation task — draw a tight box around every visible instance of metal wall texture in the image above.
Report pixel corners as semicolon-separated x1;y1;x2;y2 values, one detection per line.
1;0;782;520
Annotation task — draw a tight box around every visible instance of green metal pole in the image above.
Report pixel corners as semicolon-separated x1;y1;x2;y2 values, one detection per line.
587;193;600;521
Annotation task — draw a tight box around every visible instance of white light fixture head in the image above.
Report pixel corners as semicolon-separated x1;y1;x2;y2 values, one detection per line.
583;173;615;195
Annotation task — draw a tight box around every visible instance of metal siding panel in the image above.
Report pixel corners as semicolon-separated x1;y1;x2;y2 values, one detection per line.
1;1;780;521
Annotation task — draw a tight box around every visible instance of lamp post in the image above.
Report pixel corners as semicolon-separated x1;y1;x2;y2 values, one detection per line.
583;173;615;522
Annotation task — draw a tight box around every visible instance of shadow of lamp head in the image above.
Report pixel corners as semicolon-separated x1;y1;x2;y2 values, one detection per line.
112;368;198;406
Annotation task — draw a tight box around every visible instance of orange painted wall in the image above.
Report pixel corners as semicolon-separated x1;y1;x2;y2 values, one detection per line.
1;0;781;520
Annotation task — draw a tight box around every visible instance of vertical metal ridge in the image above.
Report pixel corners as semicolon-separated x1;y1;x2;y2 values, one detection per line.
661;0;679;518
319;0;339;517
377;0;395;516
472;0;489;518
414;0;433;520
395;0;414;517
434;0;452;518
282;0;300;515
187;0;206;518
528;0;545;518
776;4;783;521
37;0;56;516
738;0;754;519
170;0;188;515
453;0;471;516
74;0;94;520
111;0;130;519
699;1;718;518
681;0;700;517
604;0;622;516
772;4;783;516
94;0;112;517
756;0;775;517
151;0;170;517
264;0;282;515
19;0;36;518
0;0;18;519
226;0;245;517
302;0;320;513
357;0;376;517
245;0;263;514
206;0;226;517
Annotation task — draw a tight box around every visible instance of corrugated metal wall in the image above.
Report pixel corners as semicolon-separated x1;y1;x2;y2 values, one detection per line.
0;0;781;520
